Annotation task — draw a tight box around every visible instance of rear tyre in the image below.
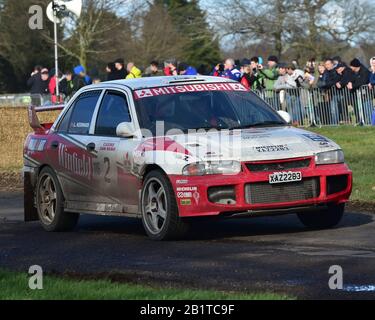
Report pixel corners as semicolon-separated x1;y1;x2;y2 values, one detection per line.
36;167;79;232
141;170;189;241
297;204;345;229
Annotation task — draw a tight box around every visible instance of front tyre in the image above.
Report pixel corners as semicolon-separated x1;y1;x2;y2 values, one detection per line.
141;171;189;240
297;203;345;229
36;167;79;232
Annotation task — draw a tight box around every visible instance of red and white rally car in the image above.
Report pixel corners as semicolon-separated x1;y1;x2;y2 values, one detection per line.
24;76;352;240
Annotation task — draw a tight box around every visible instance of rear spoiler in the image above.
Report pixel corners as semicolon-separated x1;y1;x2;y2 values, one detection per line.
28;105;65;133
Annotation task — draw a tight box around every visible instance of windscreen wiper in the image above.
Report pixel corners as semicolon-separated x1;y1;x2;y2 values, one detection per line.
229;121;285;130
189;125;229;131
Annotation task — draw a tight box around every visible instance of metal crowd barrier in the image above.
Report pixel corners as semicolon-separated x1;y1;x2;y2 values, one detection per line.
1;87;375;126
0;94;52;107
254;85;375;126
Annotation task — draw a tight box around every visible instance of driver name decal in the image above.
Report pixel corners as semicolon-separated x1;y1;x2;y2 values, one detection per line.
254;145;290;153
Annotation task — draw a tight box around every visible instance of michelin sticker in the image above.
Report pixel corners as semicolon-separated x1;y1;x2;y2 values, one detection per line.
177;186;200;205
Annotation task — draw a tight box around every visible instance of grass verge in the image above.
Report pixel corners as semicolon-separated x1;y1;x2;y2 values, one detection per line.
308;126;375;203
0;270;291;300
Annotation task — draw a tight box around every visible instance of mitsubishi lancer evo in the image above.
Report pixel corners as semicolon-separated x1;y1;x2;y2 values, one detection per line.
24;76;352;240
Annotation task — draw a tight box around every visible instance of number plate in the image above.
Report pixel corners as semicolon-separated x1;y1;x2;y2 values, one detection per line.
269;171;302;184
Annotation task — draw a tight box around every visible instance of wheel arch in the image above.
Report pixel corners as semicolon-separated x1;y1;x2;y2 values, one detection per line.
36;164;67;200
141;164;168;183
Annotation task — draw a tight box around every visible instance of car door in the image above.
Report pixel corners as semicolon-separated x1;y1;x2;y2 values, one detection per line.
91;90;140;214
50;90;103;205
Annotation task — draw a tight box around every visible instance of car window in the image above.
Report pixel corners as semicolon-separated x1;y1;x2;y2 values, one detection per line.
66;91;101;134
95;91;131;136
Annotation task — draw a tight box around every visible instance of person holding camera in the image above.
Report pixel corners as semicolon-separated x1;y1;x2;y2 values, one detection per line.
211;58;241;81
249;57;265;90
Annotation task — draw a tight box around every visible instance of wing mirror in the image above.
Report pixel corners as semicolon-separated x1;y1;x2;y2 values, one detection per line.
277;110;292;124
116;122;136;138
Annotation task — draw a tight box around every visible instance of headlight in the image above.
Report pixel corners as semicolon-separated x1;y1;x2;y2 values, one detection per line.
182;161;242;176
315;150;344;165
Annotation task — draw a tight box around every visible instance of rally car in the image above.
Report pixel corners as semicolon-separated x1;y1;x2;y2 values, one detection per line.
24;76;352;240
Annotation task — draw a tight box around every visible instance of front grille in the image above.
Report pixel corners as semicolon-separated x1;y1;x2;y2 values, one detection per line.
246;159;311;172
245;178;320;204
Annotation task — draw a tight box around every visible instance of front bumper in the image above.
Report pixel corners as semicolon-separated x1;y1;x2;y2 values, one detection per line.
170;160;352;218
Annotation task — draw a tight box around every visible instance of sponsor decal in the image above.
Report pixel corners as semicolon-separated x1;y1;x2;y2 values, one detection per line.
177;186;198;192
319;141;335;148
176;179;189;184
177;191;193;199
180;199;192;206
302;134;329;143
193;191;200;205
254;145;290;153
58;143;93;179
242;134;271;140
134;83;247;100
176;186;200;205
99;142;116;152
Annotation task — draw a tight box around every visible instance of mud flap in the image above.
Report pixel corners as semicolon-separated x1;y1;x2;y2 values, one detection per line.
24;171;38;222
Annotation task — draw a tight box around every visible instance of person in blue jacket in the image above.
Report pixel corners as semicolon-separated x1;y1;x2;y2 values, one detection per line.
73;65;92;86
177;63;198;75
211;58;241;81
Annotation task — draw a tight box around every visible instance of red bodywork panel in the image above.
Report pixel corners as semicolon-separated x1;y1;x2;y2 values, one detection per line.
170;157;352;218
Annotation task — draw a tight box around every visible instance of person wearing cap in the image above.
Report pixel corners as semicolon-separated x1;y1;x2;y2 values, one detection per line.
348;58;370;90
347;58;370;124
112;58;127;80
177;62;198;76
73;65;92;91
335;63;354;90
334;63;354;123
258;55;280;90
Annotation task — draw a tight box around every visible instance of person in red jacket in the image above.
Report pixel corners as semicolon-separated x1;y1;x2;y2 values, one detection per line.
163;60;178;76
240;64;256;90
48;70;64;104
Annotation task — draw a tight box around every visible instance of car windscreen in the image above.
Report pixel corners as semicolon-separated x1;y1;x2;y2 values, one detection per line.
133;83;285;136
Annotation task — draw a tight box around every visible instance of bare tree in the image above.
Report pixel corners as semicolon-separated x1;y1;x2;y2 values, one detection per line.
42;0;146;68
135;2;187;64
207;0;375;61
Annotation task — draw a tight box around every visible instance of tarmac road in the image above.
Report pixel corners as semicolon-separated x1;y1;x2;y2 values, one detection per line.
1;191;375;300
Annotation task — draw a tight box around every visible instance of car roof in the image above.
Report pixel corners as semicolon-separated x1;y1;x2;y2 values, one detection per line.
86;75;236;91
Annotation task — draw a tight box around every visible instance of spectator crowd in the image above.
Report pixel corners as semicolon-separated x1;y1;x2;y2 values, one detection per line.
27;54;375;126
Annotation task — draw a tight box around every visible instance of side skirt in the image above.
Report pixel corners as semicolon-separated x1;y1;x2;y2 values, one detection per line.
65;201;141;218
